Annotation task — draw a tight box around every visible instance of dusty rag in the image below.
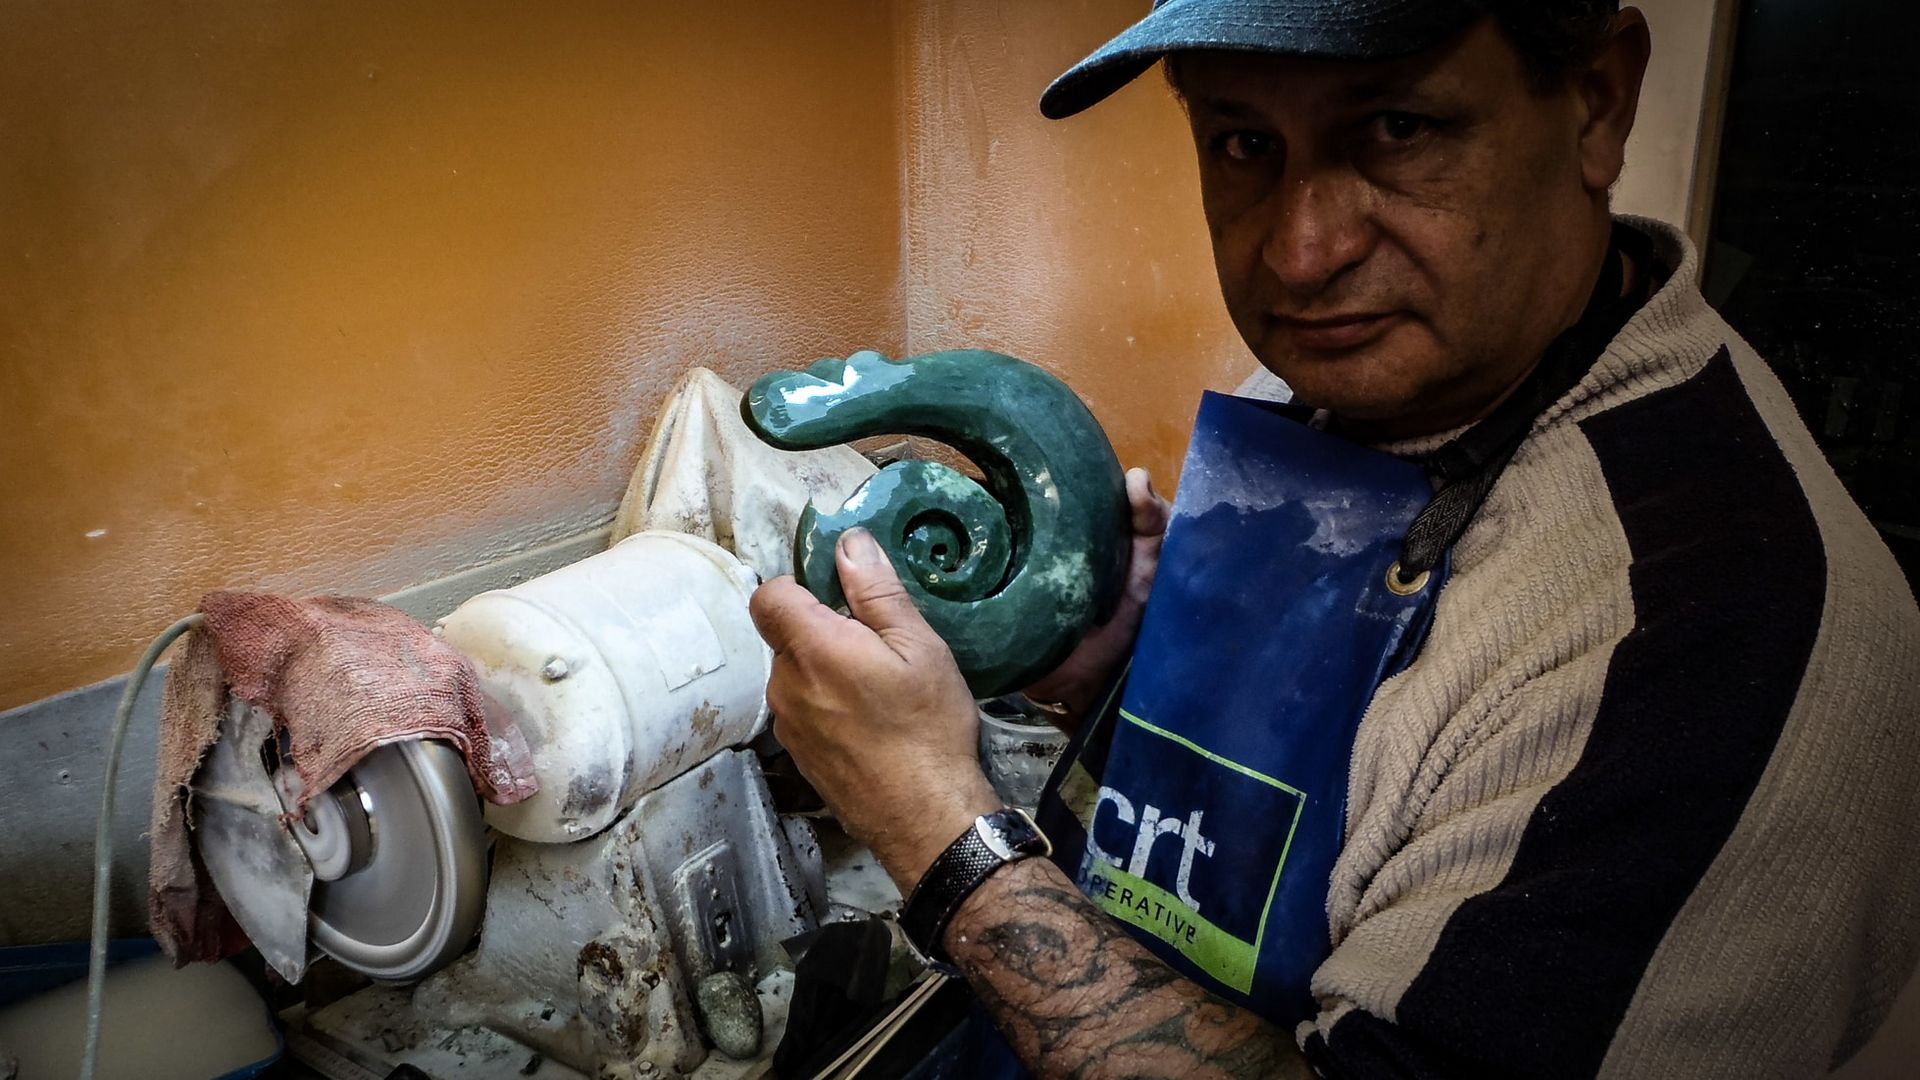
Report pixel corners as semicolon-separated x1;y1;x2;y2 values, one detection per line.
148;590;539;964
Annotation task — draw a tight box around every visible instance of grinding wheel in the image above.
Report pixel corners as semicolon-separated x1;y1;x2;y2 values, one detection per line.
303;740;488;982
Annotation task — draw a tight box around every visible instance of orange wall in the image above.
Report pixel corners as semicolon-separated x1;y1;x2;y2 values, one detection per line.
902;1;1250;483
0;0;1249;709
0;1;907;708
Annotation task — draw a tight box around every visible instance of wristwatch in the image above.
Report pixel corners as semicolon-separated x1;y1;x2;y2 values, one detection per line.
899;807;1052;972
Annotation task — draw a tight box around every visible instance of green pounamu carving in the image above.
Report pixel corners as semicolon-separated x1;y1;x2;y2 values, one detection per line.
742;349;1129;698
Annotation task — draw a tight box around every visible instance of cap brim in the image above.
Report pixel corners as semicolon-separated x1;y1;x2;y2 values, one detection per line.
1039;0;1487;119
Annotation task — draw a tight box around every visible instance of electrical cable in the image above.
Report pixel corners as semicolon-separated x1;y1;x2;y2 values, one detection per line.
79;612;206;1080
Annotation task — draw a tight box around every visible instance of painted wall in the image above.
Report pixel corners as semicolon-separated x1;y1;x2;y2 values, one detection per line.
0;0;906;709
1;1;1728;709
901;1;1251;486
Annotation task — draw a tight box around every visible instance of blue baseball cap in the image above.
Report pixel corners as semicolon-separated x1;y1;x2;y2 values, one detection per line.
1040;0;1494;119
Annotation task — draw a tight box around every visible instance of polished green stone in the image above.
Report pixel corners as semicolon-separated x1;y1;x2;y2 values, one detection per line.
743;349;1129;698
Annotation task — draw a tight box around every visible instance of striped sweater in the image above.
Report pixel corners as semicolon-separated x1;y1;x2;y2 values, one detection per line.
1243;217;1920;1078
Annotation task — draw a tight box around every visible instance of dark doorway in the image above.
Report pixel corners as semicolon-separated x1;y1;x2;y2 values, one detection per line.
1705;0;1920;585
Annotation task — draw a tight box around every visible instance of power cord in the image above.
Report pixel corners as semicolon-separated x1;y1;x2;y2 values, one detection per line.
80;613;205;1080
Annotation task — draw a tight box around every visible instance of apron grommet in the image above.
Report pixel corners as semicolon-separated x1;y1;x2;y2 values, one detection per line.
1385;562;1431;597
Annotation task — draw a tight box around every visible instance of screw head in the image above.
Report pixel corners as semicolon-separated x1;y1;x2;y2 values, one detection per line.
541;656;570;681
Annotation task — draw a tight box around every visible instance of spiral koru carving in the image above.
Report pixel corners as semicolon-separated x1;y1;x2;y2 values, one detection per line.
742;349;1129;697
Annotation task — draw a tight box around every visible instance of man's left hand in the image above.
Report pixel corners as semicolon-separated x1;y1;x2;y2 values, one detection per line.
748;527;1000;890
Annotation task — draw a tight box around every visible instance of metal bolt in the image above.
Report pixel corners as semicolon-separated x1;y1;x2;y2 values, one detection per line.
541;656;571;681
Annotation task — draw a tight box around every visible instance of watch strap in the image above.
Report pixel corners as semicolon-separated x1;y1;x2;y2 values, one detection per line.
900;808;1051;969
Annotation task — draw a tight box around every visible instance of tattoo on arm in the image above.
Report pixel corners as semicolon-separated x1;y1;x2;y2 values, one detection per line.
944;858;1314;1080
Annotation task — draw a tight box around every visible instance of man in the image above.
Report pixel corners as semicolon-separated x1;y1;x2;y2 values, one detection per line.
749;2;1920;1076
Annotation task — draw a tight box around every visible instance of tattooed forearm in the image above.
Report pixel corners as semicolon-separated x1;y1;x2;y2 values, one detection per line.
944;858;1313;1080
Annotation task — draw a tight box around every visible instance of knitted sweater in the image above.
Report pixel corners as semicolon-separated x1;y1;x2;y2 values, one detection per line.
1240;218;1920;1078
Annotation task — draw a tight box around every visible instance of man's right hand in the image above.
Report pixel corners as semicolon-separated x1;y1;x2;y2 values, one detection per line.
1021;466;1171;730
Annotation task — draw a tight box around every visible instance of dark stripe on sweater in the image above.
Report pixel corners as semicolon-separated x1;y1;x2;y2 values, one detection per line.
1312;348;1829;1078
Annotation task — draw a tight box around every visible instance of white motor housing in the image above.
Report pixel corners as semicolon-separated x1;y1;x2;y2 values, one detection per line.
438;530;772;843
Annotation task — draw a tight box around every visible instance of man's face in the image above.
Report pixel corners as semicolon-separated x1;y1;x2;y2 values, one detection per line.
1175;18;1617;438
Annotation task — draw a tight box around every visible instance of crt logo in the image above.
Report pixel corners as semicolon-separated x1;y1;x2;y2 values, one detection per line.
1076;710;1306;994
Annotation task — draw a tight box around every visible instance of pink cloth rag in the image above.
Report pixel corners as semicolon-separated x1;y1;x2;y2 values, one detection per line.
149;590;538;964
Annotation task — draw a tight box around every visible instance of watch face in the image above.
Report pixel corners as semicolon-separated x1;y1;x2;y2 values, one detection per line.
978;818;1018;861
977;807;1049;861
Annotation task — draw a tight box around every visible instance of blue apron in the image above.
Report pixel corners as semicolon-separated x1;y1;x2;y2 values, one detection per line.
1034;390;1448;1023
947;392;1448;1079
